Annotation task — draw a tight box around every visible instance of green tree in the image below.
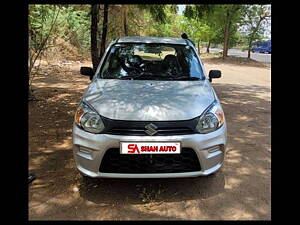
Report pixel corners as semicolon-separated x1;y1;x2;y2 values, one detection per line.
179;16;211;54
240;5;271;58
184;4;216;53
91;4;100;71
29;5;91;70
137;5;168;24
213;5;245;58
184;4;245;58
137;5;179;37
90;4;109;71
99;4;109;59
29;5;61;89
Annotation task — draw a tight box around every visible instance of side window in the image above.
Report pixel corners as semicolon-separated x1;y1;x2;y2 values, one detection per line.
99;46;126;78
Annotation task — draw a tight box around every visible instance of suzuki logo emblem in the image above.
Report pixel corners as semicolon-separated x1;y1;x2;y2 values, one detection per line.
145;123;158;136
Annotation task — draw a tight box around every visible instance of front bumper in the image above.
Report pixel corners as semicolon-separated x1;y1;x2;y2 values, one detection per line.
72;123;227;178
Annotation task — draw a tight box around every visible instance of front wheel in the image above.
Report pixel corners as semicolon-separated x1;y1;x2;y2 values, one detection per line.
79;172;97;184
207;170;219;177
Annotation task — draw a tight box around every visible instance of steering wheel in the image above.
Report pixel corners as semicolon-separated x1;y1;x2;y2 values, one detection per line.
139;61;153;72
126;55;143;67
122;55;144;73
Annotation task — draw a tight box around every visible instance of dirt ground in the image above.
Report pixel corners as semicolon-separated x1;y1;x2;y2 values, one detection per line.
28;56;271;220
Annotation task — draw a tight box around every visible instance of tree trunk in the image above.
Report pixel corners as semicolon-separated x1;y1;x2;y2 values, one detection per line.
223;20;230;58
91;4;100;71
247;39;252;59
223;30;229;59
247;48;251;59
223;8;231;59
99;4;109;60
123;7;128;36
247;19;263;59
197;40;200;55
206;40;211;53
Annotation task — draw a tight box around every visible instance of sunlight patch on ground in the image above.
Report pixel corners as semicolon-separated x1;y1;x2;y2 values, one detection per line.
225;207;254;220
236;115;252;122
53;138;72;149
225;177;242;189
29;60;271;220
237;167;251;175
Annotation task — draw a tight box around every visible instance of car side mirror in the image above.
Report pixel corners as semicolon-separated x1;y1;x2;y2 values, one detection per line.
80;67;94;80
208;70;221;82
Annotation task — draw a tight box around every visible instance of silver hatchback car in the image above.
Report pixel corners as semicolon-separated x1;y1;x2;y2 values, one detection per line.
73;36;227;179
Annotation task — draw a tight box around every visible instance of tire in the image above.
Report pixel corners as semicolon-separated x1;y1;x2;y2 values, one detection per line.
207;171;218;177
82;176;94;183
80;172;96;184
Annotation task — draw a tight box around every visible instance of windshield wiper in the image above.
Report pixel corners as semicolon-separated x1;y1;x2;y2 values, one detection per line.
173;76;200;80
119;75;137;80
120;73;199;80
132;73;174;80
119;72;141;80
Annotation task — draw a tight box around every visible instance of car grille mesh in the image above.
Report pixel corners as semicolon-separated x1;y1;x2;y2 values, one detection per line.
99;148;201;173
100;116;199;136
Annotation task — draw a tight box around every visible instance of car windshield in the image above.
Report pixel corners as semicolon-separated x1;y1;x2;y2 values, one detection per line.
97;43;205;80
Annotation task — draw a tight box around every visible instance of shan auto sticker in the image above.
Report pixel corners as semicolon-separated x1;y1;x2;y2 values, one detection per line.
121;142;181;154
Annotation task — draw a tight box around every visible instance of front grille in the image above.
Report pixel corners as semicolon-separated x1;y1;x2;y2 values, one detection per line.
100;116;199;136
99;148;201;173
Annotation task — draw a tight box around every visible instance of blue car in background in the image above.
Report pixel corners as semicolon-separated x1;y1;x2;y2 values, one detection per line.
252;40;271;54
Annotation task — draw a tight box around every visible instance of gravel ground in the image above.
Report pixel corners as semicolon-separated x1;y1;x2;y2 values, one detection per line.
29;57;271;220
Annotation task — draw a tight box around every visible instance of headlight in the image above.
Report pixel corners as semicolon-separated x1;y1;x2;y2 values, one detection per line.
196;101;225;134
74;101;105;133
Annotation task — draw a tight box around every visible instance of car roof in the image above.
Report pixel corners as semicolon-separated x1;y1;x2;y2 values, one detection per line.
116;36;188;45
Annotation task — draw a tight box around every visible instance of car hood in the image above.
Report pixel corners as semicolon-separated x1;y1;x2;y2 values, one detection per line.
83;79;215;121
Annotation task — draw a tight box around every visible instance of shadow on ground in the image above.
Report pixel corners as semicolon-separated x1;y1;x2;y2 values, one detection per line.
29;65;271;220
202;56;270;68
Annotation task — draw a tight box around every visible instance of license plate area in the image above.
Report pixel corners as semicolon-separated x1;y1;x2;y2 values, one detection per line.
120;142;181;154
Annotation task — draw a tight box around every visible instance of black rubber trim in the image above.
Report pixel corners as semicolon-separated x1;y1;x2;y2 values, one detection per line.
99;148;201;173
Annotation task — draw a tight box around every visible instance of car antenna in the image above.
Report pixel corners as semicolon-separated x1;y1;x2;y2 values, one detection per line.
181;33;195;47
181;33;189;39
